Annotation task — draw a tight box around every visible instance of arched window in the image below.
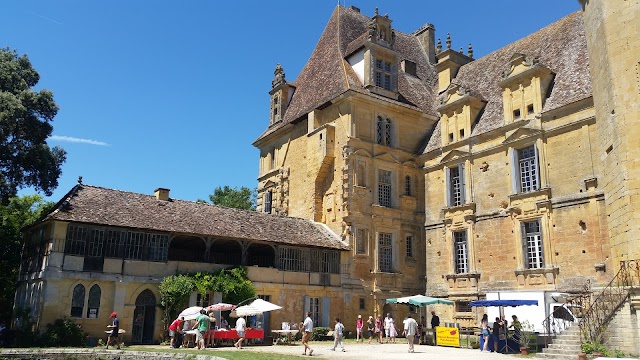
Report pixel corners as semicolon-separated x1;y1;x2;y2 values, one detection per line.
87;284;101;318
71;284;85;318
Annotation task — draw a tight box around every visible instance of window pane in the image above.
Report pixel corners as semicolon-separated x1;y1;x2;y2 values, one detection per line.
87;285;101;318
310;297;320;326
406;235;413;258
378;170;392;207
65;225;88;256
126;232;146;260
378;233;393;272
148;234;168;262
71;284;85;318
385;119;392;146
376;117;384;144
450;167;462;206
454;231;468;274
518;145;538;193
523;220;544;269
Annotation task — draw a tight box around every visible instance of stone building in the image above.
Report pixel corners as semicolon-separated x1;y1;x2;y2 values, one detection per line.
16;184;347;343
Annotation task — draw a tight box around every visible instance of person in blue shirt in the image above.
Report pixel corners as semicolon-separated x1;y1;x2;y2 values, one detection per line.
106;312;120;349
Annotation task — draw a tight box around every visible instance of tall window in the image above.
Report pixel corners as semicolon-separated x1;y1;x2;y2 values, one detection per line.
378;233;393;273
264;190;273;214
196;293;211;307
356;228;367;255
375;116;393;147
453;231;468;274
375;59;392;90
405;235;414;258
378;170;392;207
356;161;367;187
71;284;85;318
87;284;101;319
404;175;412;196
126;231;146;260
522;220;544;269
511;145;540;193
446;164;465;207
147;234;169;262
309;297;320;326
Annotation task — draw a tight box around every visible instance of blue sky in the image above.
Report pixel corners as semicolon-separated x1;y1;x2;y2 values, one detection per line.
2;0;581;203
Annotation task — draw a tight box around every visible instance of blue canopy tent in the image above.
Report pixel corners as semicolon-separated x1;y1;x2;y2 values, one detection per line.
470;299;539;353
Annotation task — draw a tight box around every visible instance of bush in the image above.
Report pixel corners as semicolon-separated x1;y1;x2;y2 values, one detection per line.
581;341;608;355
41;319;87;347
311;327;331;341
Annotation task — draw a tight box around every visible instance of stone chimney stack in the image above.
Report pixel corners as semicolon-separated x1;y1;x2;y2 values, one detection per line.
414;23;436;64
154;188;170;201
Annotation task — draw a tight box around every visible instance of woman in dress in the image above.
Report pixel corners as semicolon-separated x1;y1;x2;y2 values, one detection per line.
388;316;397;343
356;315;364;342
480;314;490;352
367;316;375;344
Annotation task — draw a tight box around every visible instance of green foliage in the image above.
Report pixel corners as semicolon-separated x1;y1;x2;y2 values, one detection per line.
518;320;536;349
0;48;66;203
581;341;608;354
311;326;330;341
0;195;52;324
202;186;256;210
158;274;194;328
41;319;87;347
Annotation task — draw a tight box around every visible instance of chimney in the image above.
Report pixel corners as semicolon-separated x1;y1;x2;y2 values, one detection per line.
414;23;436;64
154;188;170;201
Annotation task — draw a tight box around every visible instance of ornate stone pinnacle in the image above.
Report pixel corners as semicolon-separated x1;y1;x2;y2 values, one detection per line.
272;63;285;88
468;43;473;58
375;7;379;16
446;33;451;49
436;38;442;53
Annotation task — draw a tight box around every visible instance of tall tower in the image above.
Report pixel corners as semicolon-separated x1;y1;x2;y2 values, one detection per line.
580;0;640;264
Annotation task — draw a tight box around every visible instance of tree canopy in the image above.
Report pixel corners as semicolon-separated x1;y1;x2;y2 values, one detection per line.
0;194;52;324
200;185;256;210
0;48;66;204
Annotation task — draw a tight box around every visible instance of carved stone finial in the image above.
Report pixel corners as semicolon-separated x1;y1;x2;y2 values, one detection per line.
272;63;286;88
460;47;463;53
446;33;451;49
436;38;442;53
78;176;83;184
375;7;379;16
468;43;473;58
368;20;377;39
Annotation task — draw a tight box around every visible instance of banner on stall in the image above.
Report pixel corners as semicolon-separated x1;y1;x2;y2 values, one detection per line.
436;327;460;347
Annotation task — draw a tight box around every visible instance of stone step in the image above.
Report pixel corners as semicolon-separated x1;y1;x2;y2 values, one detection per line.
546;344;581;350
536;352;579;360
543;348;582;355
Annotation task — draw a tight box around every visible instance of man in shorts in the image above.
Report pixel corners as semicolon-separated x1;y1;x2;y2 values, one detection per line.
403;314;418;353
106;312;120;349
168;316;184;348
192;309;209;350
234;315;246;349
301;312;314;356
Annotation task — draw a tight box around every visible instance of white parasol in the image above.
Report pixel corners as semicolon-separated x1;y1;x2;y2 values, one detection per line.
232;298;282;317
178;306;204;320
206;303;236;312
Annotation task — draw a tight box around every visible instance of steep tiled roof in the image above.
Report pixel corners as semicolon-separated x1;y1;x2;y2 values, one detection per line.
423;11;591;153
256;6;439;142
42;185;348;250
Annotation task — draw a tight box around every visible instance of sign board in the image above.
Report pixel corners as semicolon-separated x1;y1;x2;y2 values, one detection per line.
436;326;460;347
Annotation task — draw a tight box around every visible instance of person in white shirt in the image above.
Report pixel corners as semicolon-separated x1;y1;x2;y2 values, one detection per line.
384;313;393;343
330;317;345;352
301;312;314;356
233;315;246;349
403;314;418;353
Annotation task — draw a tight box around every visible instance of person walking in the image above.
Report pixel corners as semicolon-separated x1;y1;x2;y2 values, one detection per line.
376;315;384;343
168;316;184;348
492;317;503;353
431;310;440;345
105;312;120;350
383;313;392;343
330;317;346;352
301;312;314;356
388;315;397;343
193;309;209;350
480;314;490;352
234;315;246;349
366;316;375;344
402;314;418;353
356;315;363;342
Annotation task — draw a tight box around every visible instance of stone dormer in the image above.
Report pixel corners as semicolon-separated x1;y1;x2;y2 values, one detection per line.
435;33;474;93
269;64;295;126
498;54;555;123
438;83;486;146
360;8;399;99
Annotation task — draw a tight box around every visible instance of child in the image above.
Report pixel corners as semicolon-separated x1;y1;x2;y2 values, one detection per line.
330;317;345;352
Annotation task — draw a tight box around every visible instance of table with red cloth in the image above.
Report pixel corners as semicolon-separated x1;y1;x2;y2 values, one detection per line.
205;329;264;340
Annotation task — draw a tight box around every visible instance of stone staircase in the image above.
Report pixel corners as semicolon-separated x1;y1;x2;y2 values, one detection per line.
536;325;582;360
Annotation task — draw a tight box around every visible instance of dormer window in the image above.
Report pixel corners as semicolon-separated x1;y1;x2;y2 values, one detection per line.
375;59;392;90
500;54;554;123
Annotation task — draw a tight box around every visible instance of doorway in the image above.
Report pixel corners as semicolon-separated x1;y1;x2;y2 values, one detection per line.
132;289;156;344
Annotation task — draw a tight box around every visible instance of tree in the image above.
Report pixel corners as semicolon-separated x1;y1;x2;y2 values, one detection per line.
0;194;52;324
201;186;256;210
0;48;66;204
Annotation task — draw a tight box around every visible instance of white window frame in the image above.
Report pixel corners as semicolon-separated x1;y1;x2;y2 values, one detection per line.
445;163;465;207
309;297;320;326
510;144;540;193
375;59;393;90
453;230;469;274
522;220;544;269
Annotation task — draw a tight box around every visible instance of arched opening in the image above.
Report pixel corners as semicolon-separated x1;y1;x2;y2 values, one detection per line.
70;284;85;318
132;289;156;344
87;284;101;318
210;240;242;265
247;243;275;268
168;236;206;262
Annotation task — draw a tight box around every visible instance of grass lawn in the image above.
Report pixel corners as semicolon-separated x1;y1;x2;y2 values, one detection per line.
126;346;306;360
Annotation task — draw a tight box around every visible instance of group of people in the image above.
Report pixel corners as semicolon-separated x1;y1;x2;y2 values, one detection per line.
166;310;232;349
479;314;522;353
354;311;439;347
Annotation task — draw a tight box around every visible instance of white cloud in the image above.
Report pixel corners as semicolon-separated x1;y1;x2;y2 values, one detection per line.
49;135;110;146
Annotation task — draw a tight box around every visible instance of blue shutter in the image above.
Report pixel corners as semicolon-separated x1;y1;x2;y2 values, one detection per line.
322;297;330;327
445;167;451;207
459;163;466;204
533;143;541;190
304;295;309;320
510;148;519;194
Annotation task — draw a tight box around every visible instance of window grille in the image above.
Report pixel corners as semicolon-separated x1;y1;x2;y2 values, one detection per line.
148;234;169;262
105;229;125;258
376;116;384;144
518;145;539;193
385;119;392;147
278;246;339;274
375;59;393;90
522;220;544;269
450;167;462;206
406;235;414;258
378;170;392;207
264;190;273;214
86;229;104;258
71;284;85;318
404;175;411;196
359;298;365;310
65;225;88;256
456;301;472;313
126;231;146;260
87;285;101;318
356;228;367;255
309;297;320;326
453;231;468;274
378;233;393;273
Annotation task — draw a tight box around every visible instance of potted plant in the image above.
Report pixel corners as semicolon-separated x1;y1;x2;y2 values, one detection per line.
517;320;535;355
581;341;608;358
